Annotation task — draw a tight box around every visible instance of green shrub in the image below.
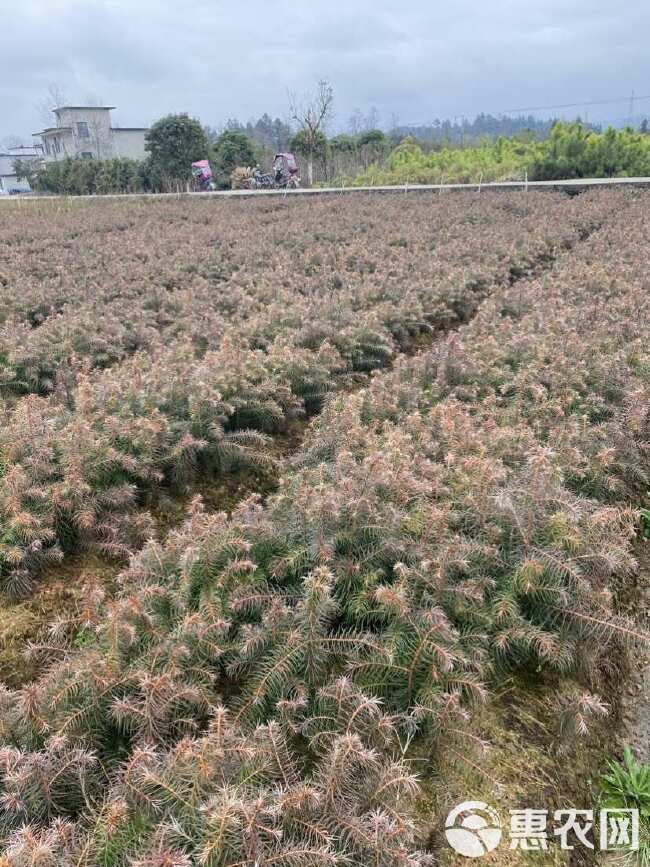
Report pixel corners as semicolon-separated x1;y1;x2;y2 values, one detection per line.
36;156;144;195
145;113;209;190
600;748;650;863
349;122;650;187
211;129;258;188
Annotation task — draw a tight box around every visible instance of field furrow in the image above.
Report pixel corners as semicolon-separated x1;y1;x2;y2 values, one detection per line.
0;189;648;865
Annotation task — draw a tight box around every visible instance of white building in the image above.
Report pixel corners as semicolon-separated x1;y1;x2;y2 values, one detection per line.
35;106;147;162
0;144;43;193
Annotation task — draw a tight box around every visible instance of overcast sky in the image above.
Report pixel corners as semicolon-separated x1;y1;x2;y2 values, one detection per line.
3;0;650;143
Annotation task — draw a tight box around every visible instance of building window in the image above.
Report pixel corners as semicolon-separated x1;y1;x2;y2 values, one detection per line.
81;152;93;159
76;122;89;139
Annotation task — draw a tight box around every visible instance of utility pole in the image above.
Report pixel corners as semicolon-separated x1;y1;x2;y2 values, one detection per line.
629;90;635;128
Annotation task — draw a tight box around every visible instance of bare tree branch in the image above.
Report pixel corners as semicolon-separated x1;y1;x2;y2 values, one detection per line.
287;80;334;185
35;83;68;127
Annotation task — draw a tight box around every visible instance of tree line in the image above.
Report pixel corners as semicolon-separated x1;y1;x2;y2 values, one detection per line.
15;114;650;195
351;121;650;186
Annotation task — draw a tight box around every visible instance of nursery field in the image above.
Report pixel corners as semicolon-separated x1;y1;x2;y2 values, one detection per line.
0;189;649;864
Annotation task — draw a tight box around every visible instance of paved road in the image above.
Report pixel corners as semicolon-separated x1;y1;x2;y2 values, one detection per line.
3;175;650;202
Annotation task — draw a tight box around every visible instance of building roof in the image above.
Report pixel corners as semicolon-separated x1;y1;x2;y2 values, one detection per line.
53;105;115;112
34;127;72;135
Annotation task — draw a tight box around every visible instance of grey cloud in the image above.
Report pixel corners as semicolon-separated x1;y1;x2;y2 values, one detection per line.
2;0;649;142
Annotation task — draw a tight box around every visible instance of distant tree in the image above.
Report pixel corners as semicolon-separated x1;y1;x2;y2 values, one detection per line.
348;108;364;135
203;116;292;157
289;128;328;182
87;114;112;160
326;134;358;181
12;158;38;188
641;119;649;135
348;106;380;135
35;83;68;126
1;135;24;149
357;129;386;148
245;114;292;151
514;128;538;144
392;113;567;146
365;106;381;131
212;129;257;188
356;129;387;170
202;125;220;145
145;113;208;190
289;80;334;185
329;134;357;154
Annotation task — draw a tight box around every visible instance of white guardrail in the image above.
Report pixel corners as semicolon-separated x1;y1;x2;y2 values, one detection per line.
3;176;650;202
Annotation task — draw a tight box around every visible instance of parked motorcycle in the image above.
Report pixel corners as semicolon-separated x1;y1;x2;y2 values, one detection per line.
247;154;301;190
273;153;301;188
249;167;275;190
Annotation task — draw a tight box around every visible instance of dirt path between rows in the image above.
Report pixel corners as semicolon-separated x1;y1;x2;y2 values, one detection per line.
0;197;618;697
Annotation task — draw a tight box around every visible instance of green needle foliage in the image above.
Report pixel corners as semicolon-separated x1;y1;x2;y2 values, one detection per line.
1;190;649;862
600;749;650;865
